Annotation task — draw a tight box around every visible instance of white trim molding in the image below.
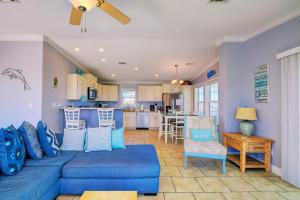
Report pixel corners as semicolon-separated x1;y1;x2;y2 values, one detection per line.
277;46;300;59
0;34;44;41
248;155;281;176
217;8;300;47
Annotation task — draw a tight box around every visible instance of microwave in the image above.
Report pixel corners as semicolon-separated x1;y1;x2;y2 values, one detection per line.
88;87;97;100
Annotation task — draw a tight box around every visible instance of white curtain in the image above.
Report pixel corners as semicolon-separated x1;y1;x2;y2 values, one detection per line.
281;53;300;187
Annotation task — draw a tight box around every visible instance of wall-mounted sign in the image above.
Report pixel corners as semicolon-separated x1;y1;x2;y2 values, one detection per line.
255;64;269;103
207;69;216;79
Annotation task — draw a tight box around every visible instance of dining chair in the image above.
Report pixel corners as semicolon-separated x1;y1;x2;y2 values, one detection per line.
64;108;86;130
97;108;115;129
184;115;227;174
158;112;172;141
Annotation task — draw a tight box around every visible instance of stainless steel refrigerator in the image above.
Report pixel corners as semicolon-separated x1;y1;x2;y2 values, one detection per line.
162;93;184;113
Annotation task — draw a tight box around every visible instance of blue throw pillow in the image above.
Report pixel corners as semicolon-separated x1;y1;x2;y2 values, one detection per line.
0;126;26;175
18;121;43;159
112;127;126;149
190;129;212;142
37;121;61;156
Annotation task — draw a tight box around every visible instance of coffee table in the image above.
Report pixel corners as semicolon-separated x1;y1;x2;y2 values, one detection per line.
80;191;137;200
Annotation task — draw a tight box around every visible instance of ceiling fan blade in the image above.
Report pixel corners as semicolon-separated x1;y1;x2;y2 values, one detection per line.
70;6;82;25
99;1;131;25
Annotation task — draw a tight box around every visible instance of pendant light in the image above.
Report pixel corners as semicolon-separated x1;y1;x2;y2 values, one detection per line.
171;64;184;85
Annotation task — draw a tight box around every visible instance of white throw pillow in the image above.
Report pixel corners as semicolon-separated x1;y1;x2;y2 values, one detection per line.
85;127;112;152
61;129;86;151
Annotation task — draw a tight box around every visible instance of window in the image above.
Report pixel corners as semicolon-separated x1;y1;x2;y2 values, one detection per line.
121;87;136;107
194;80;219;123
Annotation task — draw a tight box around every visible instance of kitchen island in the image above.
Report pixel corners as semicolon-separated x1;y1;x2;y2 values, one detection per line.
60;107;123;129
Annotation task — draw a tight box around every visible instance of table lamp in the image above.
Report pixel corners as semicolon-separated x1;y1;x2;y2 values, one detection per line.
236;107;257;136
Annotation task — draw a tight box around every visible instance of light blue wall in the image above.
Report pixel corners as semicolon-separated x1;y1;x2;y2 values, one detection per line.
219;16;300;168
0;41;43;128
42;42;78;132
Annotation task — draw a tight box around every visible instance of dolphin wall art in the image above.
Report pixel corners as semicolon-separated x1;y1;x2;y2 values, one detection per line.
1;68;31;91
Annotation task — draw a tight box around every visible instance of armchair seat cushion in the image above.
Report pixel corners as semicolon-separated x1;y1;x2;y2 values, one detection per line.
185;139;227;156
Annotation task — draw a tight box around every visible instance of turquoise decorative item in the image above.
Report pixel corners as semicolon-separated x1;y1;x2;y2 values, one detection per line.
239;121;254;136
112;127;126;149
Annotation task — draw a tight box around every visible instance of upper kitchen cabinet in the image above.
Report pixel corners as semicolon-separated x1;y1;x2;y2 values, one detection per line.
101;85;119;102
182;85;194;114
162;83;181;93
67;74;85;100
138;86;162;102
96;83;103;101
83;73;98;88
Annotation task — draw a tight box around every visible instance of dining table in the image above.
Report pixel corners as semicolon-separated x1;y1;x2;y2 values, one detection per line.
161;113;197;143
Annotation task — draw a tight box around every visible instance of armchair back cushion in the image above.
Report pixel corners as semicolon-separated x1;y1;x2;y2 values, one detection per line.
184;116;217;141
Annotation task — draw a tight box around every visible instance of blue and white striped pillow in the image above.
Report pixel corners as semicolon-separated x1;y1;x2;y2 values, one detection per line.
37;121;61;156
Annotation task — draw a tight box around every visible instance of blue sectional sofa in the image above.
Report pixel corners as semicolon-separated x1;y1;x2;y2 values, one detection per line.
0;145;160;200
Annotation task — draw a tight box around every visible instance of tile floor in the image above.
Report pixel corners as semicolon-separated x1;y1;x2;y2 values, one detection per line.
57;130;300;200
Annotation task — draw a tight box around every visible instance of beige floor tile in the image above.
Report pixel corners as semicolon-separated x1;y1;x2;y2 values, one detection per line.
242;177;283;191
219;177;256;192
250;192;285;200
159;177;175;192
193;193;225;200
164;157;184;167
222;192;256;200
164;193;195;200
172;177;203;192
158;158;166;166
240;169;273;177
278;192;300;200
161;166;182;177
56;195;74;200
179;167;205;177
266;177;300;191
157;151;172;158
196;177;230;192
138;193;165;200
199;166;225;177
72;196;80;200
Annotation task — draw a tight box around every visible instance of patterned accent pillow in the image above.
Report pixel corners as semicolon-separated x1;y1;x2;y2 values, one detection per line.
0;126;26;175
61;129;86;151
18;121;43;159
37;121;61;156
85;127;112;152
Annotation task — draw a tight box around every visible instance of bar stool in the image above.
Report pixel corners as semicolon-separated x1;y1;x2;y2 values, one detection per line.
170;111;185;144
97;108;115;129
158;112;172;141
64;108;86;130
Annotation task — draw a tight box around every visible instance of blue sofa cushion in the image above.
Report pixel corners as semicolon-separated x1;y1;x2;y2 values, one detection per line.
0;166;60;200
0;126;26;175
18;121;43;159
62;145;160;179
112;127;126;149
37;121;61;156
25;151;78;168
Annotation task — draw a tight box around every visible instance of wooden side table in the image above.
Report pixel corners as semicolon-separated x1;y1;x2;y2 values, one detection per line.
223;132;274;173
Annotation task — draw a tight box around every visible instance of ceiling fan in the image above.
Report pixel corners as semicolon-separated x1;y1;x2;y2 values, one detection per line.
69;0;131;26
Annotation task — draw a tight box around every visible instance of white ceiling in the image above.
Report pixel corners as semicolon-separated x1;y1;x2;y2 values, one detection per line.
0;0;300;82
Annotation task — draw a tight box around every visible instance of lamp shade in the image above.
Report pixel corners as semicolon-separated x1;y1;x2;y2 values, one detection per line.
236;107;257;121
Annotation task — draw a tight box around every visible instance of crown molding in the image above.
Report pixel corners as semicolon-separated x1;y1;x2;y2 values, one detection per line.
100;80;166;85
191;57;219;82
277;46;300;59
216;8;300;46
0;34;44;41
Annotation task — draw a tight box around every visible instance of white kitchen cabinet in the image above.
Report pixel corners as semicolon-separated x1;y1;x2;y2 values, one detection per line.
123;112;136;129
182;85;194;114
97;83;103;101
149;112;160;129
67;74;85;100
138;86;162;102
83;73;98;88
101;85;119;101
162;83;181;93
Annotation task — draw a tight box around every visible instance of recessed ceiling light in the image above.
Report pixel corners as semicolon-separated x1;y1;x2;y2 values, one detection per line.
101;59;106;62
99;48;104;52
154;74;159;77
134;67;139;71
112;74;116;77
75;47;80;52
